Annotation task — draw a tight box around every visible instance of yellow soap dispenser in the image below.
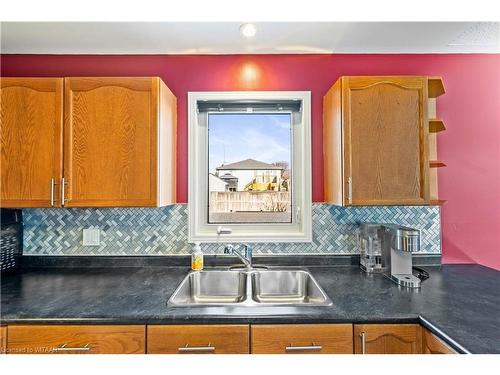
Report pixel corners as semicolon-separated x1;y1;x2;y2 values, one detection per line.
191;242;204;271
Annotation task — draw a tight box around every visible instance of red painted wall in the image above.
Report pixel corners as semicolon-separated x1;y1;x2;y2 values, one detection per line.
1;54;499;269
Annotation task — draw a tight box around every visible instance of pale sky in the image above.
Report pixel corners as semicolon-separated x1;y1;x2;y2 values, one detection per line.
208;113;291;173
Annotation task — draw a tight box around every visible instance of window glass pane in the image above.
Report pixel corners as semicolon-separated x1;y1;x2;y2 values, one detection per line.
208;113;292;224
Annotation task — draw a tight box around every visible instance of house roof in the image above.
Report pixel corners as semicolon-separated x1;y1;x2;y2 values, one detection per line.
219;172;238;180
209;173;228;184
216;158;283;170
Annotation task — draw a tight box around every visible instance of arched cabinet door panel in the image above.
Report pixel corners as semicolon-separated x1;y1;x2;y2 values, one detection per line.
63;77;176;207
1;78;63;207
324;76;431;206
354;324;423;354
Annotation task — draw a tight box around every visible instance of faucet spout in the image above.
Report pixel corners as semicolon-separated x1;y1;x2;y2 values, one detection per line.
224;243;253;268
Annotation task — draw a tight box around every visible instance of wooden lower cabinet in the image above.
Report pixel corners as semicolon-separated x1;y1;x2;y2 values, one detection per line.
1;326;6;354
147;325;250;354
2;323;457;354
251;324;353;354
354;324;422;354
7;325;145;354
422;328;456;354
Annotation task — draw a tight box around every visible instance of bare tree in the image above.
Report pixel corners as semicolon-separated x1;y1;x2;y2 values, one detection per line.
273;161;289;170
261;193;289;212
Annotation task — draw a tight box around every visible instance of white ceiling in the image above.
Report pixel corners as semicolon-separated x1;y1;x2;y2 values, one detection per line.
1;22;499;54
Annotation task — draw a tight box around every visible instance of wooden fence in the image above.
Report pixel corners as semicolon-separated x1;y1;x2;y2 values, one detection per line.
209;191;291;212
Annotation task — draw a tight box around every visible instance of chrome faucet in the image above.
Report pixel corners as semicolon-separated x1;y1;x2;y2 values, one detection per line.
224;243;253;268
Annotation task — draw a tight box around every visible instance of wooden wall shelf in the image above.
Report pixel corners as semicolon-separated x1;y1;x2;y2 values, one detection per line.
429;119;446;133
430;200;447;206
428;77;445;98
428;77;445;207
430;160;446;168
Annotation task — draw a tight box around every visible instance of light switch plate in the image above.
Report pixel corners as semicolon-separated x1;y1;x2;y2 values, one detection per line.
82;228;100;246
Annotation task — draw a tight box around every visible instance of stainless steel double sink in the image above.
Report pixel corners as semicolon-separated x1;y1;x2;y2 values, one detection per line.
168;268;332;307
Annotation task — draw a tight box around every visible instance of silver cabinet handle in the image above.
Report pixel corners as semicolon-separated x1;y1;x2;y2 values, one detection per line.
61;177;66;206
360;332;366;354
348;176;353;204
52;343;91;352
285;343;322;352
50;178;55;206
178;343;215;353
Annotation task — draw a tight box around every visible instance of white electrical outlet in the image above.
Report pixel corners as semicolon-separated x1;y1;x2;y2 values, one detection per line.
82;228;100;246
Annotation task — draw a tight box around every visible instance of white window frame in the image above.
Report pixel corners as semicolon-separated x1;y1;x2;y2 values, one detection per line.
188;91;312;243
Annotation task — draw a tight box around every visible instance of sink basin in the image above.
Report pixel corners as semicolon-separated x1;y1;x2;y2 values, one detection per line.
168;270;247;306
167;268;332;307
251;270;332;305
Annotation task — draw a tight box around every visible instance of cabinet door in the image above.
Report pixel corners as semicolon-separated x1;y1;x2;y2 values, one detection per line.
147;325;249;354
251;324;353;354
354;324;422;354
63;77;159;207
7;325;145;354
422;328;456;354
1;78;63;207
343;77;429;205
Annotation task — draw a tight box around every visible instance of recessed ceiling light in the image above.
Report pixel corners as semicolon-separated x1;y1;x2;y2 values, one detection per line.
240;23;257;38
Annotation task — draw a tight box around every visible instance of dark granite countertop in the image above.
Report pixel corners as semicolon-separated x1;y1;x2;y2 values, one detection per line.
1;262;499;354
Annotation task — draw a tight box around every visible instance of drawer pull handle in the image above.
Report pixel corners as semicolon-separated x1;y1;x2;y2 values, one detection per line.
285;343;322;352
178;343;215;353
52;343;91;352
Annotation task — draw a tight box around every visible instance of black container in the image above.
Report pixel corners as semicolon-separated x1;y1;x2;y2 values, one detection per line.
1;209;23;273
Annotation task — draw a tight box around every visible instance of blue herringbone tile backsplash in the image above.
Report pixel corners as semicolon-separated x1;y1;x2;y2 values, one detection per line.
22;204;441;255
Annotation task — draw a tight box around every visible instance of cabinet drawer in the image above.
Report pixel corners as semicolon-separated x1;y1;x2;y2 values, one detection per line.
251;324;353;354
422;328;456;354
1;326;6;354
7;325;145;354
147;325;249;354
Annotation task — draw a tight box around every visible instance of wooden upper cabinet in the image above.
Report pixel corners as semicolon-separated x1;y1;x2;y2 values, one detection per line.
324;76;430;206
1;76;176;208
354;324;422;354
63;77;176;207
1;78;63;207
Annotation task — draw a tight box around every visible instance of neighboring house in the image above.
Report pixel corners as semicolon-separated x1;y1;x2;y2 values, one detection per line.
208;173;228;192
218;172;238;191
215;158;285;191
